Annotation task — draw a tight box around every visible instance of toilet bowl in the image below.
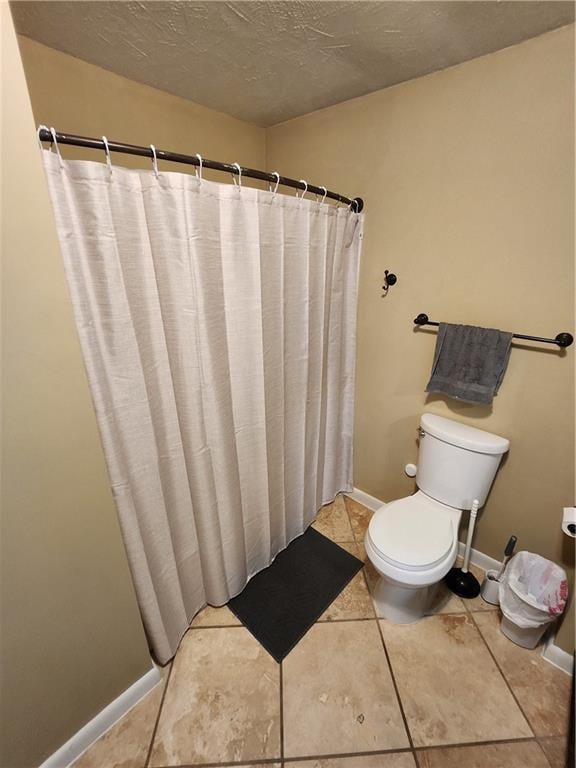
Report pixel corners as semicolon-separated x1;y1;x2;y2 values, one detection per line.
365;492;461;623
364;413;509;624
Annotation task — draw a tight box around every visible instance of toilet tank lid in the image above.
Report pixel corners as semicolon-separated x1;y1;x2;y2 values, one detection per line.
420;413;510;455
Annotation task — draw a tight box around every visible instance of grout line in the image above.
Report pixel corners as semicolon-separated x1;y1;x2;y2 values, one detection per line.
316;616;377;623
413;736;539;753
151;747;416;768
147;737;547;768
144;661;175;768
189;624;243;630
192;616;380;631
151;758;281;768
374;618;416;753
283;747;414;762
468;612;536;738
535;736;566;768
359;557;378;620
352;497;422;768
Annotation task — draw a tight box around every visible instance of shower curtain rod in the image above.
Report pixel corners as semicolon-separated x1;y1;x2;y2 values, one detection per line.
38;128;364;212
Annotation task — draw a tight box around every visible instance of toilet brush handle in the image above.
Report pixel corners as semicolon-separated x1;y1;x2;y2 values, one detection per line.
462;500;480;574
496;535;517;580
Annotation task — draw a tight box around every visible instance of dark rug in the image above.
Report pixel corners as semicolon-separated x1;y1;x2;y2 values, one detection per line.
228;527;363;662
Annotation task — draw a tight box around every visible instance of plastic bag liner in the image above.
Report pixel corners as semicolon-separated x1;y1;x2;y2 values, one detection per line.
499;551;568;629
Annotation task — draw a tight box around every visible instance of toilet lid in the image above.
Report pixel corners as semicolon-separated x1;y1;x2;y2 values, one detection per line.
368;496;454;569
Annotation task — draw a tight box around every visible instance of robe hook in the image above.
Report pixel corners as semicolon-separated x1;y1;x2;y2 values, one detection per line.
381;269;397;295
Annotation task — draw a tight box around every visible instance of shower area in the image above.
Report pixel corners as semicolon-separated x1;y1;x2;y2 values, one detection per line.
40;132;364;663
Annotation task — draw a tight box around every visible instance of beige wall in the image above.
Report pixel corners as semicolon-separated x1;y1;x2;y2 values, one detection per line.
0;9;153;768
17;35;265;179
268;26;575;652
1;24;267;768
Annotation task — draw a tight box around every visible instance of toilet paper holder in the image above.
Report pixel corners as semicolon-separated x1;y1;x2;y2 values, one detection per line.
562;507;576;538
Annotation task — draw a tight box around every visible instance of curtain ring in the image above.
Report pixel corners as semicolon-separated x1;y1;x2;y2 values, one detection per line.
319;185;327;204
350;198;359;213
297;179;308;199
195;153;203;181
232;162;242;187
150;144;159;179
37;124;49;149
49;126;64;169
269;171;280;195
102;136;113;176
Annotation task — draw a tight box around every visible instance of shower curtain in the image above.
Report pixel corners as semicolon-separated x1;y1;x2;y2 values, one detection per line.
42;149;363;663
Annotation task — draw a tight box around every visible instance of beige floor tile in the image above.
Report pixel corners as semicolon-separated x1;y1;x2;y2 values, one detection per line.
356;541;368;563
356;542;380;594
380;613;532;747
149;627;280;766
190;604;241;627
473;612;572;737
319;543;375;621
289;753;417;768
426;581;467;615
283;620;409;757
73;667;169;768
417;740;551;767
538;735;570;768
344;496;374;543
312;494;355;542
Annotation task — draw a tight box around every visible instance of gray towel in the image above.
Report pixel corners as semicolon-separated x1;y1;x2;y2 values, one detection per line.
426;323;513;405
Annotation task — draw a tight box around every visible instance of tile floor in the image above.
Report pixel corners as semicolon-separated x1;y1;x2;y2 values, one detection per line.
74;495;572;768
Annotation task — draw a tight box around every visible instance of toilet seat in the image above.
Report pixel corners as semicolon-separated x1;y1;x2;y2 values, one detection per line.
368;493;456;571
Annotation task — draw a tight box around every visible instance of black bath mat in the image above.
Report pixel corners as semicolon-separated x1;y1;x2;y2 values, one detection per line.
228;527;363;662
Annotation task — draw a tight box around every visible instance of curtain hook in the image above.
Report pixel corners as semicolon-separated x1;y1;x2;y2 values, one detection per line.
102;136;113;176
269;171;280;195
37;124;49;149
297;179;308;199
150;144;159;179
232;162;242;187
49;126;64;169
319;185;327;204
350;198;359;213
195;153;203;181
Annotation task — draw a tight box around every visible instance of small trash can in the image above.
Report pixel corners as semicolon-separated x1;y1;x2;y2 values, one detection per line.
499;551;568;650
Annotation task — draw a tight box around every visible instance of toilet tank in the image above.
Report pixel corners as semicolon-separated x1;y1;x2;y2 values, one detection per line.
416;413;509;509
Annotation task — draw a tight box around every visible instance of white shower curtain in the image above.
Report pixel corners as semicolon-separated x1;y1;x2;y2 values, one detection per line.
42;149;363;663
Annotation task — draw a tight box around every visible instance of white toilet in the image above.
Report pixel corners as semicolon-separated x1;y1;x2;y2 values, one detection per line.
365;413;509;623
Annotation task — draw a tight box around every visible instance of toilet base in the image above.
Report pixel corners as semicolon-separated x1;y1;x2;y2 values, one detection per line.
372;575;431;623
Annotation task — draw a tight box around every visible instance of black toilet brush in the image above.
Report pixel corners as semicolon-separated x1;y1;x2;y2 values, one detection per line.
445;499;481;598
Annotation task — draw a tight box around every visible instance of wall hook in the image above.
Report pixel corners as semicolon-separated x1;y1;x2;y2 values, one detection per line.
382;269;397;295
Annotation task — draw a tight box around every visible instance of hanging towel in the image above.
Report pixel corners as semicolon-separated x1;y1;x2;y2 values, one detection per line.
426;323;513;405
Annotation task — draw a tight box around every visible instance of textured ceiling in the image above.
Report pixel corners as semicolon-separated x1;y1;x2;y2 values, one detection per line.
11;1;575;126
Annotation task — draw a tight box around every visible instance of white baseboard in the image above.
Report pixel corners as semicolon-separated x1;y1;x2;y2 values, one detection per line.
346;487;384;512
542;635;574;675
350;486;573;677
457;541;502;573
39;665;161;768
